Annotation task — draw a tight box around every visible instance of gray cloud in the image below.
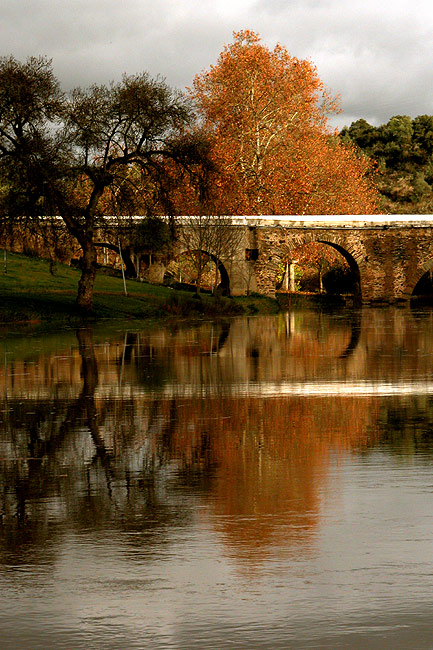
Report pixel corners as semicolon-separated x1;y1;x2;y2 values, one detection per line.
261;0;433;126
0;0;431;128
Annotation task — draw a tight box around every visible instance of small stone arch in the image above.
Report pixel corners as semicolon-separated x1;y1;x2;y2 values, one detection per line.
316;240;362;299
265;232;362;299
409;259;433;299
166;247;231;295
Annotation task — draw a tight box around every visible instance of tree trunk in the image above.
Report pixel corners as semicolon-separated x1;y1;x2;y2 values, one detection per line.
76;240;98;311
121;246;137;278
196;267;202;294
95;242;136;277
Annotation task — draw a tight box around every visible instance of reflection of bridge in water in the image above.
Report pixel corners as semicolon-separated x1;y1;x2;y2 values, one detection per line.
1;310;433;570
12;380;433;401
157;380;433;399
2;307;433;398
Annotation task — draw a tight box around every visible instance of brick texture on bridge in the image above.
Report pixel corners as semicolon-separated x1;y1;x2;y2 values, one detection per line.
244;223;433;303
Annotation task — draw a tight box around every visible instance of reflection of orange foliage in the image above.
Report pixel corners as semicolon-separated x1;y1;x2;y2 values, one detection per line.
3;310;425;571
164;393;379;569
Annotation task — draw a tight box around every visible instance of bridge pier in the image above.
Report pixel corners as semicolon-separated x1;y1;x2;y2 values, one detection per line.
142;261;166;284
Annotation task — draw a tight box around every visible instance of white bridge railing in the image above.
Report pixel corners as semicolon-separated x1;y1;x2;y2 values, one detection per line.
39;214;433;228
173;215;433;228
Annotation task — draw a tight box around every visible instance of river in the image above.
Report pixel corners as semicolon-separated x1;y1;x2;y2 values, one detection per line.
1;306;433;649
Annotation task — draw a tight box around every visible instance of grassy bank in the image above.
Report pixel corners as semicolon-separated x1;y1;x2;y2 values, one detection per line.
0;252;278;327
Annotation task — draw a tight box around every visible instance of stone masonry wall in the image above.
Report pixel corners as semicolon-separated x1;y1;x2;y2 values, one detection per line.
247;225;433;303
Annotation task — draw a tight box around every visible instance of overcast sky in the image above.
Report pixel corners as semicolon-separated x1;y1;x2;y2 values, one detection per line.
1;0;432;129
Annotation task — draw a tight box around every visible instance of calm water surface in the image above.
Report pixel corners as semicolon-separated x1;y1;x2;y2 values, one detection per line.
1;307;433;649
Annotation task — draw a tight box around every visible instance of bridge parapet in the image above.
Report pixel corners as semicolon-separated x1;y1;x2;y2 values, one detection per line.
176;215;433;229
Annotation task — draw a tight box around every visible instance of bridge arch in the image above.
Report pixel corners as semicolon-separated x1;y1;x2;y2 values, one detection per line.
317;240;361;297
409;261;433;299
164;247;231;295
259;231;363;299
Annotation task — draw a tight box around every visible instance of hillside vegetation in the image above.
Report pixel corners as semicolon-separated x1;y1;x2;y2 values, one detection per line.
341;115;433;213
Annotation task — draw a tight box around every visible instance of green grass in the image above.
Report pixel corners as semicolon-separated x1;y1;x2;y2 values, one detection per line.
0;251;278;328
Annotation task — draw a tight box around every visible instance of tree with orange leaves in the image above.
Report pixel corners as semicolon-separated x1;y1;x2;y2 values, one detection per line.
191;30;379;215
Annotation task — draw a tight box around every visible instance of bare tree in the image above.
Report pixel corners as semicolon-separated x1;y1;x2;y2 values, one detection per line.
177;215;244;294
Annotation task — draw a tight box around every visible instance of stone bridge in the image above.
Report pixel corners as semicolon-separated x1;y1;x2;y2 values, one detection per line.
7;213;433;303
159;215;433;304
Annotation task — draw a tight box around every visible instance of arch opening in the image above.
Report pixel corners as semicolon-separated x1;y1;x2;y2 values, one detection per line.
276;240;361;300
411;270;433;303
164;249;230;295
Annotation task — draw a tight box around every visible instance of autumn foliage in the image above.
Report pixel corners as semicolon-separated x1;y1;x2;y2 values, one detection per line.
189;30;379;215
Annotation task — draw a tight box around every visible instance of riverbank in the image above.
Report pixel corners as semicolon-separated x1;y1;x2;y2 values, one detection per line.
0;252;279;328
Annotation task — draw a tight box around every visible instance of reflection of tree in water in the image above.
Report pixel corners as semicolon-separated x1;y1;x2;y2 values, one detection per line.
2;311;433;571
0;325;375;570
0;316;380;571
159;392;382;570
0;329;192;565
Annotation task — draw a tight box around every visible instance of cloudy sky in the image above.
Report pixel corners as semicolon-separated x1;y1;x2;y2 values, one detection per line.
1;0;432;129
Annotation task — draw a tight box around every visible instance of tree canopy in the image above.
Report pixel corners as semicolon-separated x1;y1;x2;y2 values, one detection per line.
0;56;211;310
189;30;379;216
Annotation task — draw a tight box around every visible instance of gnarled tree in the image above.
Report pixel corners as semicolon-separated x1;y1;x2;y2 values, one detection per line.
0;56;211;311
